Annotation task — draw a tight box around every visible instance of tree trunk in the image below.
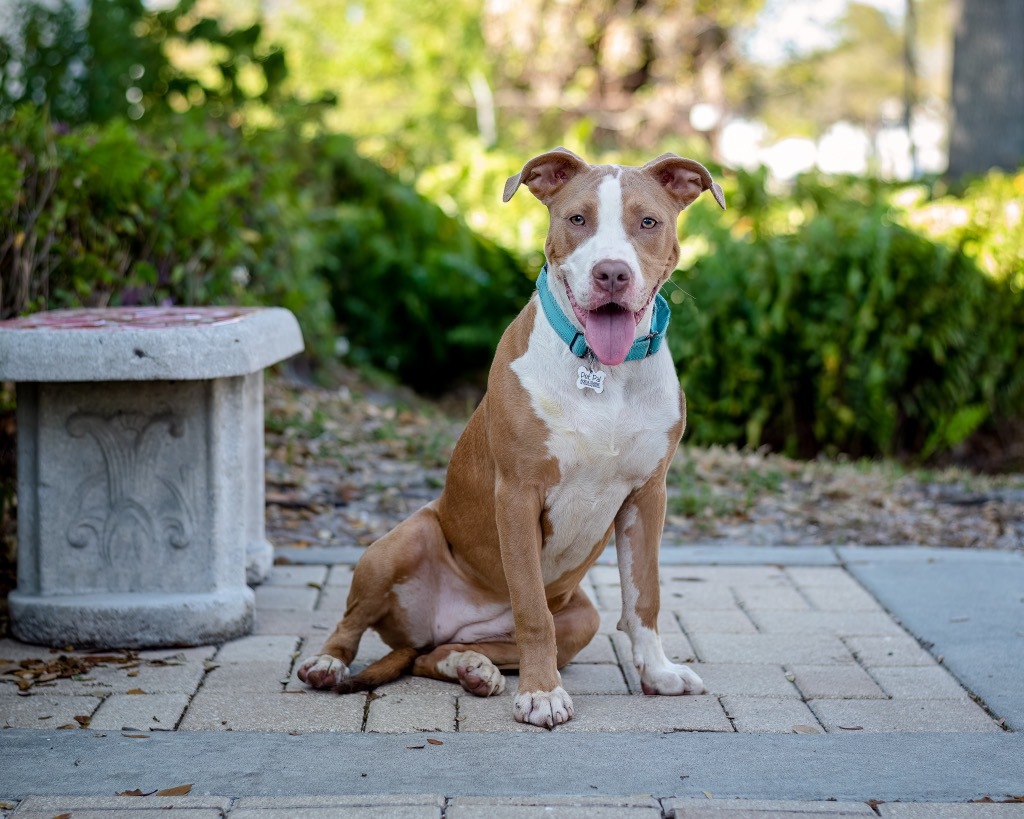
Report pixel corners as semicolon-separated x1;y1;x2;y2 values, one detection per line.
948;0;1024;178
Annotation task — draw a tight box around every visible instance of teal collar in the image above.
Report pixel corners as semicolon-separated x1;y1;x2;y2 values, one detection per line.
535;264;670;362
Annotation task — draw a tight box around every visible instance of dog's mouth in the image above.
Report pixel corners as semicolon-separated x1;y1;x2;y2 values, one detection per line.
564;281;653;366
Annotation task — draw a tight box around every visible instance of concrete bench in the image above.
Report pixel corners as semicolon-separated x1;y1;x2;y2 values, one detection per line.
0;306;304;648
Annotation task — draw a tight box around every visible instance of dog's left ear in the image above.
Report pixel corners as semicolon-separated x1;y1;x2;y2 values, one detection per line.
643;154;726;210
503;147;590;204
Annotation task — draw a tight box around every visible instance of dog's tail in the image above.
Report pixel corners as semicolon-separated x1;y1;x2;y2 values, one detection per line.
335;646;419;695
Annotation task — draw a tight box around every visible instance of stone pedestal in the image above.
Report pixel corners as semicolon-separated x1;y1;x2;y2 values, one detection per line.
0;307;304;648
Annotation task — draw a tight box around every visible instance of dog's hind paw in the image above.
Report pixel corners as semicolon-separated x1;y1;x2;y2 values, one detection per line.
513;686;574;728
453;651;506;697
640;662;705;696
297;654;350;689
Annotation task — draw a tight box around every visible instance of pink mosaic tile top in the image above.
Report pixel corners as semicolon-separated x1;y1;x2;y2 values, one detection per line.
1;306;260;331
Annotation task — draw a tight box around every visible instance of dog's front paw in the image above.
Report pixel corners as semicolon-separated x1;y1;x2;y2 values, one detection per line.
454;651;506;697
513;686;574;728
640;662;705;696
297;654;350;689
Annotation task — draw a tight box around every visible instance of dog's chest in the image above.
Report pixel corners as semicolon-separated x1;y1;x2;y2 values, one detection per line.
510;309;680;583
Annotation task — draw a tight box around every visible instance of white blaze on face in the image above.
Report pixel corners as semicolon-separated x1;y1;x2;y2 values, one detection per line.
562;173;642;311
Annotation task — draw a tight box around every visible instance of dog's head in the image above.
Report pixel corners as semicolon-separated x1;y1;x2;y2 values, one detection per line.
504;148;725;366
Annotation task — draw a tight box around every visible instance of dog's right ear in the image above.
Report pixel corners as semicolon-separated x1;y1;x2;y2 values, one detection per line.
503;148;589;204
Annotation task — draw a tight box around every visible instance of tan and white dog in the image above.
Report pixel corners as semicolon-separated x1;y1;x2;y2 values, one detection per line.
298;148;726;727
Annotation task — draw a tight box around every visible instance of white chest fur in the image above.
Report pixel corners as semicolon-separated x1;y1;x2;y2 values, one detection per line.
510;300;680;584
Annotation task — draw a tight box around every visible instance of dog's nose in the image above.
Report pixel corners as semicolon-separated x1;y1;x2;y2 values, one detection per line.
592;260;631;294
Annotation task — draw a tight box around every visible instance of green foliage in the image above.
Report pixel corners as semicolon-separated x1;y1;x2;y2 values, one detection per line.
0;0;288;125
0;105;531;389
0;107;334;358
268;0;489;171
317;135;532;393
671;170;1024;459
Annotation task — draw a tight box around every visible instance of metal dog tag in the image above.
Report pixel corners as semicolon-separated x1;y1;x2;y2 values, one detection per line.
577;365;606;393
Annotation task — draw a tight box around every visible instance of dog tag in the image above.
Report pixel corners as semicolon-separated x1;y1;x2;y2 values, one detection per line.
577;365;605;393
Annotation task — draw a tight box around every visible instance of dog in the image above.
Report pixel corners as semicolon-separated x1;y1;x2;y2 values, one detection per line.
297;148;726;727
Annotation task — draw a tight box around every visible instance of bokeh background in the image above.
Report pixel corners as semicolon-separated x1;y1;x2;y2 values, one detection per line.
1;0;1021;465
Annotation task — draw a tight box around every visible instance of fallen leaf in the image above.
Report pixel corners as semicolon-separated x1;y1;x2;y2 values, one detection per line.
792;724;821;734
156;784;193;796
307;582;323;589
426;738;443;745
126;688;146;695
406;745;425;749
866;800;885;809
57;723;80;729
148;655;185;667
702;790;713;799
53;813;72;818
838;725;864;730
121;733;150;739
118;788;156;796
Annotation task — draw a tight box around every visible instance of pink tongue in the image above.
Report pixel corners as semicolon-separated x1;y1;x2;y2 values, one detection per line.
585;306;636;366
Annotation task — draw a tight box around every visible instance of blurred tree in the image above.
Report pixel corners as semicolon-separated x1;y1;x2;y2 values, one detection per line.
265;0;489;173
0;1;89;123
482;0;763;154
749;3;904;139
265;0;762;168
948;0;1024;177
0;0;288;125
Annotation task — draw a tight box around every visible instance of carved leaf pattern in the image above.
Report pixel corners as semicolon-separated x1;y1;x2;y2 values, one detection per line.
65;412;194;576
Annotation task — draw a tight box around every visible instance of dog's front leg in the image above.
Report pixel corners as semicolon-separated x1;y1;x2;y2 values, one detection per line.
615;479;705;695
495;477;573;728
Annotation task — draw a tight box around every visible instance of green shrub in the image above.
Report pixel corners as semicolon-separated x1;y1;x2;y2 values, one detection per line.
0;0;288;126
672;170;1024;459
0;106;532;388
318;135;532;393
0;107;335;358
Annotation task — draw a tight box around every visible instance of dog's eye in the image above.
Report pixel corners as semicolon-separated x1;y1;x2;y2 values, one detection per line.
641;217;658;229
569;214;586;226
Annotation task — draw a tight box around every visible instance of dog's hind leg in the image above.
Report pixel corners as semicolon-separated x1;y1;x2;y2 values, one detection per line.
410;586;599;697
553;586;600;668
297;505;443;690
412;641;517;696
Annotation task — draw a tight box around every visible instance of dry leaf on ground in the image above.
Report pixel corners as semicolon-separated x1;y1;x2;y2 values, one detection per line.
156;784;193;796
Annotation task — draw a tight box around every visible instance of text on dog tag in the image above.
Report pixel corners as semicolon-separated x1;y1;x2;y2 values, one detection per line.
577;366;606;393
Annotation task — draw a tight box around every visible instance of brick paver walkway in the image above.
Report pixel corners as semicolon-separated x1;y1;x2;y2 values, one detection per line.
3;546;1022;818
1;558;999;736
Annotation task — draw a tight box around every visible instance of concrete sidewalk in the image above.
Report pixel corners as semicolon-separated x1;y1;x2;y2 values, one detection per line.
2;544;1022;818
